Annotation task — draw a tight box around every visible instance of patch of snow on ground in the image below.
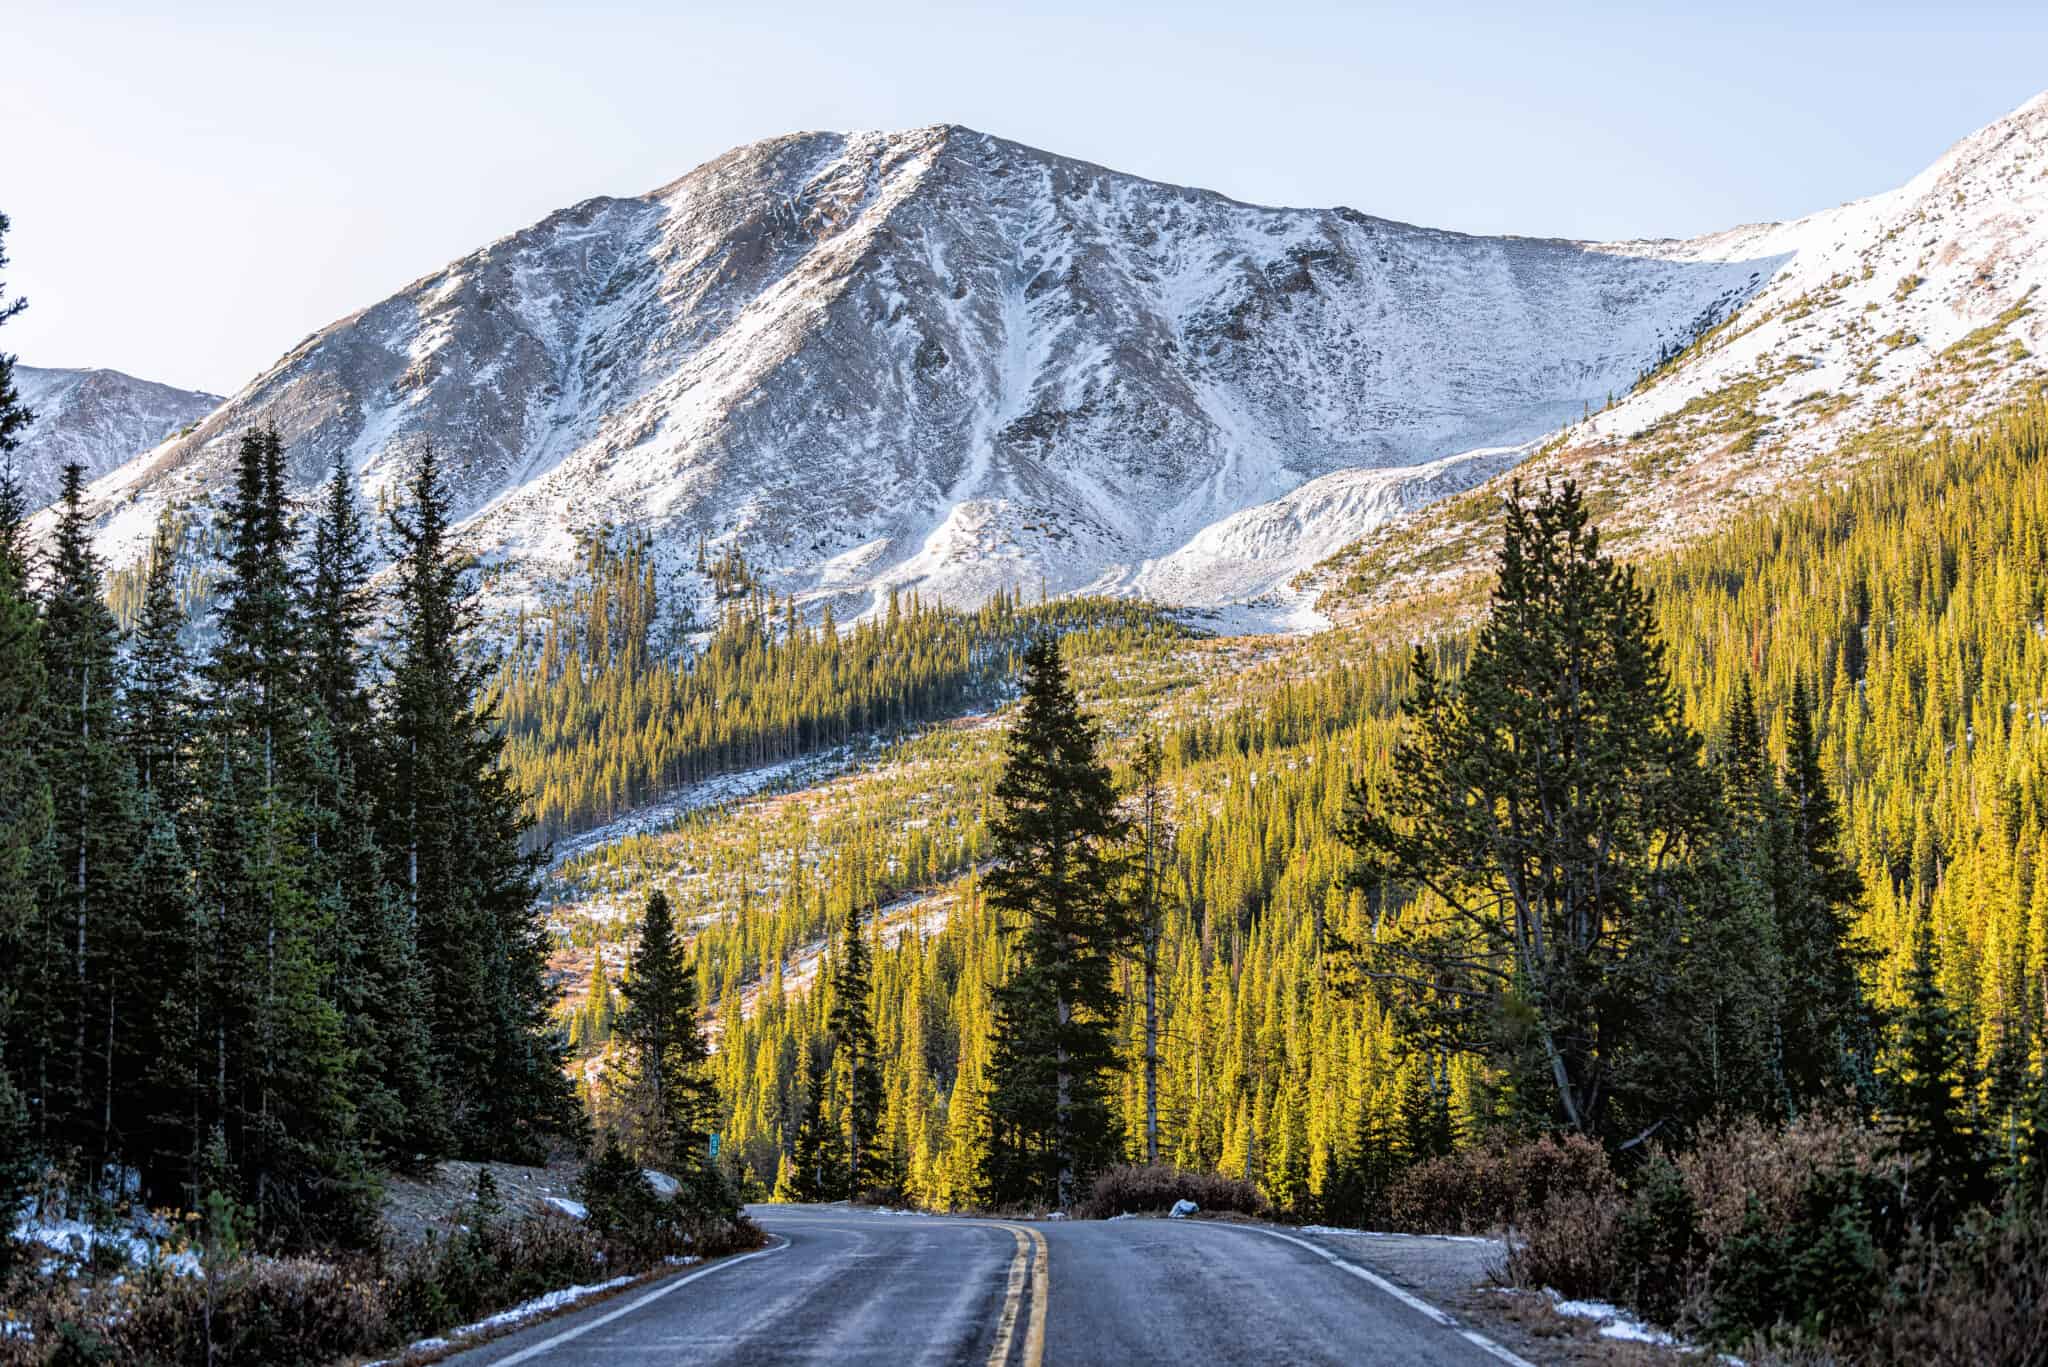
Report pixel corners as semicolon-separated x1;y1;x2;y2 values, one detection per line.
367;1275;637;1365
1550;1295;1677;1346
545;1197;588;1220
14;1213;201;1277
550;748;853;868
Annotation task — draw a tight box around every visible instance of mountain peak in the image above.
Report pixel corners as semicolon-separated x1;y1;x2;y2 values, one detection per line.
47;96;2048;633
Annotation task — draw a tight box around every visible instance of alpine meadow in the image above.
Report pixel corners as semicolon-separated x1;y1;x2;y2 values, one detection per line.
4;36;2048;1366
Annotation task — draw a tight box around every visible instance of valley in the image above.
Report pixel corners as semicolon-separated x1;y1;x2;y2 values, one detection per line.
6;65;2048;1367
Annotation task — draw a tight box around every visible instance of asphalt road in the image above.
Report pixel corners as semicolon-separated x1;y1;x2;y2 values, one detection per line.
441;1205;1529;1366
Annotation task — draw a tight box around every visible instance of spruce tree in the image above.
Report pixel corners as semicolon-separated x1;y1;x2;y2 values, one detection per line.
303;459;446;1164
1132;731;1167;1167
380;439;572;1158
827;906;883;1199
0;212;30;503
1884;926;1991;1236
1774;679;1876;1110
615;889;717;1181
128;515;194;811
783;1045;836;1202
121;513;204;1196
306;456;377;777
198;427;363;1245
37;463;141;1182
982;633;1131;1209
0;219;43;1255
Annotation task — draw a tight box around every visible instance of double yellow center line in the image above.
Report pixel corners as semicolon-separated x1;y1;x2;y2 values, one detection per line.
984;1222;1049;1367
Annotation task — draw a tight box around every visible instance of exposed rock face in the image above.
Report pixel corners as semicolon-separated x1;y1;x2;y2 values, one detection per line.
1310;90;2048;615
57;97;2047;620
9;366;220;511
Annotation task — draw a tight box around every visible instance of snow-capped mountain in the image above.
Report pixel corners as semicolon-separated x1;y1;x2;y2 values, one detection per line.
1316;91;2048;614
57;94;2048;624
9;366;220;511
58;126;1779;618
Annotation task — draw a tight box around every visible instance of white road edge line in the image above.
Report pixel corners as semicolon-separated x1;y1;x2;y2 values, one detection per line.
1243;1227;1538;1367
488;1236;791;1366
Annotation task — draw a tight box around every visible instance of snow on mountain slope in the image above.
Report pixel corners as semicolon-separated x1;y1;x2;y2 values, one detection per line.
8;366;220;511
1313;90;2048;615
54;124;1783;621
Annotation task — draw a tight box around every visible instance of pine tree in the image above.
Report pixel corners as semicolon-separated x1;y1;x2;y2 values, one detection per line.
615;889;717;1179
380;439;572;1159
828;906;883;1198
983;634;1131;1209
1340;480;1725;1143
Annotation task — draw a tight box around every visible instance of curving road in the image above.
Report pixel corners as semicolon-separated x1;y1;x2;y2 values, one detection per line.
442;1205;1531;1366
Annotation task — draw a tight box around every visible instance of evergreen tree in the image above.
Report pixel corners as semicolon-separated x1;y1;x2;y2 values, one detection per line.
1689;677;1783;1123
0;217;43;1257
0;212;30;521
782;1045;837;1202
1131;731;1167;1167
380;439;573;1158
304;458;446;1164
1340;480;1725;1143
828;906;883;1198
120;513;204;1195
128;515;193;811
982;634;1131;1209
1773;678;1877;1110
1884;927;1991;1236
305;456;377;778
36;463;141;1181
615;889;717;1176
197;427;365;1245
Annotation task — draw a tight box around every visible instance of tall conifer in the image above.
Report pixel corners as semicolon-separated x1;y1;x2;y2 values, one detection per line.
982;634;1130;1209
380;439;572;1158
37;463;140;1180
0;215;43;1253
616;889;717;1179
827;907;883;1198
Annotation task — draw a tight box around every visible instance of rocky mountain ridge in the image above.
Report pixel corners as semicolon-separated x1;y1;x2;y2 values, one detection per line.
45;95;2048;628
9;365;220;511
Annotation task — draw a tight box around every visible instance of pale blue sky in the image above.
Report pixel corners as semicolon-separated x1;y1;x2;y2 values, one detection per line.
6;0;2045;394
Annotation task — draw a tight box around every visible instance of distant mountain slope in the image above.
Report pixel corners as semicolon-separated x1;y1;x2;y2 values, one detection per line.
10;366;220;511
54;125;1782;618
1315;91;2048;616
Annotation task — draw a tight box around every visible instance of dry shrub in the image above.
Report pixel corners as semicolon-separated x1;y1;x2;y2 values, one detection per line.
1502;1185;1625;1299
1675;1112;1893;1246
4;1255;391;1366
1387;1133;1613;1234
1078;1164;1270;1220
1856;1211;2048;1367
2;1207;765;1365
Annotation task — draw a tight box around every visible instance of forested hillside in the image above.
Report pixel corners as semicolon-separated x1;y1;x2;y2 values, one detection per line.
567;398;2048;1224
489;532;1179;844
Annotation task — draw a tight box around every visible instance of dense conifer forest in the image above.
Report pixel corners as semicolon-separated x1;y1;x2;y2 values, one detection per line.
5;190;2048;1356
555;401;2048;1254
